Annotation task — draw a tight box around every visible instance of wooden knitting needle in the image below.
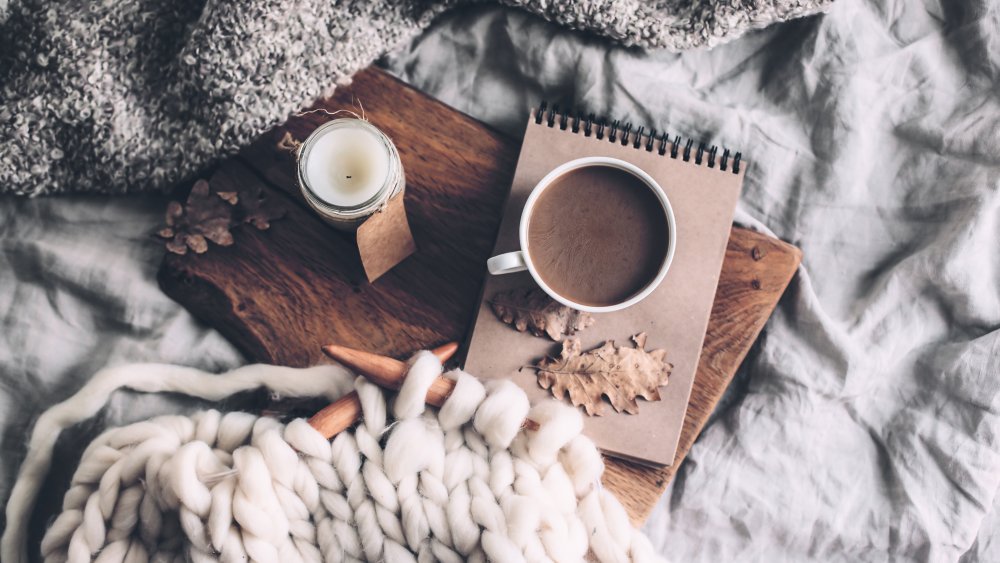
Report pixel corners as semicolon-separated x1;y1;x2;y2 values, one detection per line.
309;342;539;438
307;343;458;439
322;342;460;405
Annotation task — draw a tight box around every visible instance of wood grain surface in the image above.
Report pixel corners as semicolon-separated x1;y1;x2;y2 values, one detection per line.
158;67;801;524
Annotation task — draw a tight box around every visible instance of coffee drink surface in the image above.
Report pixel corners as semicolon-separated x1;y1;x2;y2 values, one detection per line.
526;165;669;307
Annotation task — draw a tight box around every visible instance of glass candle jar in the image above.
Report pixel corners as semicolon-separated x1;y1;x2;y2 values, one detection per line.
297;118;405;231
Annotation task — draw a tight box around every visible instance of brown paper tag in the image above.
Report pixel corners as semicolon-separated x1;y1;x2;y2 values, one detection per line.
356;193;416;282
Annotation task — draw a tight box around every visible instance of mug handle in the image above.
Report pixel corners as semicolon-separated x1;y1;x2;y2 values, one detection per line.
487;251;528;275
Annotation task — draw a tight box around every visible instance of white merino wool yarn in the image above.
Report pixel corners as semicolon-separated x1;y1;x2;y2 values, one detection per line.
2;352;665;563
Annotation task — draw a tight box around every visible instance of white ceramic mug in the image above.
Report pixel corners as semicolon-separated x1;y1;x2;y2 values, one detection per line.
487;156;677;313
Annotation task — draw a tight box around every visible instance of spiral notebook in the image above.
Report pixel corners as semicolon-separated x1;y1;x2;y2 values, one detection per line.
463;105;746;466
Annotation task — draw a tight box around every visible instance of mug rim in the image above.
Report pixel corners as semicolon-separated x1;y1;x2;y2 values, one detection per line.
517;156;678;314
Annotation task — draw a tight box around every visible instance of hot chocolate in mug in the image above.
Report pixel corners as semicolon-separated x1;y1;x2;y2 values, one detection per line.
487;156;677;313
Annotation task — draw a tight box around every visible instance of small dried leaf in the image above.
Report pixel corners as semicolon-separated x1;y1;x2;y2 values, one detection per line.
158;179;287;255
187;234;208;254
490;288;594;340
276;130;302;153
204;227;234;247
158;179;236;255
533;333;672;416
166;239;188;255
234;186;285;231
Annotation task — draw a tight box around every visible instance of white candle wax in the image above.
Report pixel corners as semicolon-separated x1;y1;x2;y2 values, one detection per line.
304;125;390;208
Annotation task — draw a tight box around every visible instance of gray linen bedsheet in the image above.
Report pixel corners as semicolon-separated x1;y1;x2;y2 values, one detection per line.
3;0;999;560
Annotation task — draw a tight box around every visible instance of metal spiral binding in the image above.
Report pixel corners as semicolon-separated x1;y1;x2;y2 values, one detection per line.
534;101;742;174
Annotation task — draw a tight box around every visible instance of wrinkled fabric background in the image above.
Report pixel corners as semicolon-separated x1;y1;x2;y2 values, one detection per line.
3;0;1000;561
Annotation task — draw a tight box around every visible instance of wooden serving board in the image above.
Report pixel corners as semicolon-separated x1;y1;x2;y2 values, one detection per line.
158;67;801;524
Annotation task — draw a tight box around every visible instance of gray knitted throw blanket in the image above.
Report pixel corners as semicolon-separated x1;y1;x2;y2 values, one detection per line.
0;0;832;196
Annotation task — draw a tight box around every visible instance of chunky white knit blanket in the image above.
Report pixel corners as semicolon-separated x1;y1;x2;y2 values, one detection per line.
2;352;662;563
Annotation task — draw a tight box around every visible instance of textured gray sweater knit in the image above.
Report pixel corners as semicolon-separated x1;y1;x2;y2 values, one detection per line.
0;0;831;196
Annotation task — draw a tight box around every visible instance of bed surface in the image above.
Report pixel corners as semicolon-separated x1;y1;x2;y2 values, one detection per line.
3;1;999;560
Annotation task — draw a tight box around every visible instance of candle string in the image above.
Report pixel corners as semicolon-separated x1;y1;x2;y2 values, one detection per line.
276;97;368;157
294;108;363;121
295;96;366;121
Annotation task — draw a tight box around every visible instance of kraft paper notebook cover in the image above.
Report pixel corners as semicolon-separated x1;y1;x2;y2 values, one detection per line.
463;106;746;466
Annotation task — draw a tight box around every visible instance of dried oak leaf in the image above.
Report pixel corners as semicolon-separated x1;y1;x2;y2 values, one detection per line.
158;180;235;255
233;186;286;230
490;287;595;341
533;333;672;416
